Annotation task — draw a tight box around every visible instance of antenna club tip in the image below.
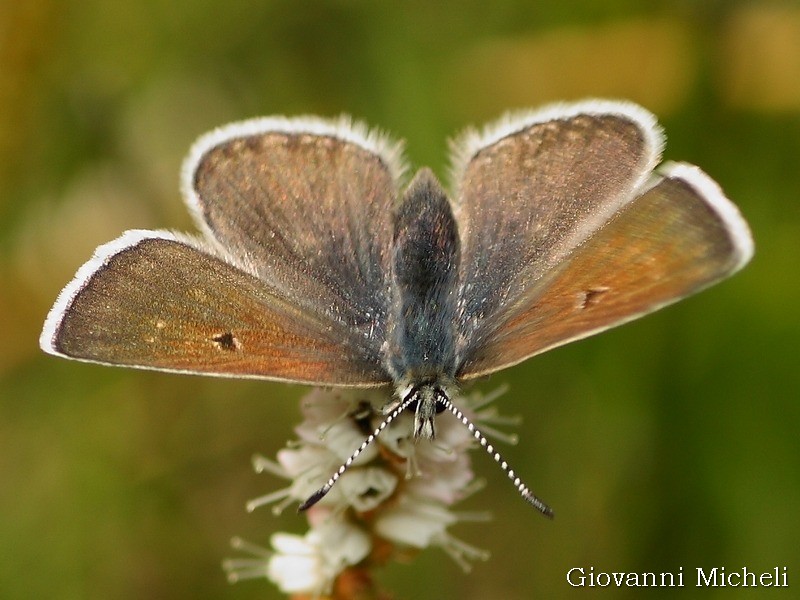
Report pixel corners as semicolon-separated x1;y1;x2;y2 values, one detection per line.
523;492;554;519
533;501;554;519
297;487;327;512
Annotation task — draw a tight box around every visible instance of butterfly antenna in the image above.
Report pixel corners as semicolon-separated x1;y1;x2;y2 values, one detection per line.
298;395;415;511
440;396;554;518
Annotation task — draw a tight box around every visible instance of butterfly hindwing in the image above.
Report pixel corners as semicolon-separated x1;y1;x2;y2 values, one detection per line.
41;232;392;385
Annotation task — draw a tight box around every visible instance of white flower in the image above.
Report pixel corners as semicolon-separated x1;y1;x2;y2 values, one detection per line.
295;389;382;465
266;533;321;593
224;520;371;595
373;496;458;547
267;520;371;595
373;495;490;572
227;385;519;593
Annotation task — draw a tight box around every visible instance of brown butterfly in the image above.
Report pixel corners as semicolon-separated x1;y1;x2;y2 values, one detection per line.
40;100;753;515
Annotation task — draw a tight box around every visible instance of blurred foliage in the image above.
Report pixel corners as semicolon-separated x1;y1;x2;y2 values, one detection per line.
1;1;799;599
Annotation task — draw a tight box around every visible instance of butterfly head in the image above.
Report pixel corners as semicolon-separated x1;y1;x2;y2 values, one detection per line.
394;371;457;440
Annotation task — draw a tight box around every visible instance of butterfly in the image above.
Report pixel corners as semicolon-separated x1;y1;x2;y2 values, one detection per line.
40;100;753;516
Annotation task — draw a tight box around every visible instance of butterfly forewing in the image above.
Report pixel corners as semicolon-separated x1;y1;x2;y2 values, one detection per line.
451;103;663;361
185;117;403;350
43;233;391;385
457;163;753;379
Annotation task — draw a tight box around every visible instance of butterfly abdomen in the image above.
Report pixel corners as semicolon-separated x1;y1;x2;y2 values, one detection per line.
386;169;460;384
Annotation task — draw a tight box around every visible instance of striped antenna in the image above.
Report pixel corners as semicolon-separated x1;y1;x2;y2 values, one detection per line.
298;392;553;518
440;396;554;518
298;395;415;511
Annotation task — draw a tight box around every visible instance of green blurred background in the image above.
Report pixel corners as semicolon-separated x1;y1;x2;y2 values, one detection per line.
2;1;798;598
